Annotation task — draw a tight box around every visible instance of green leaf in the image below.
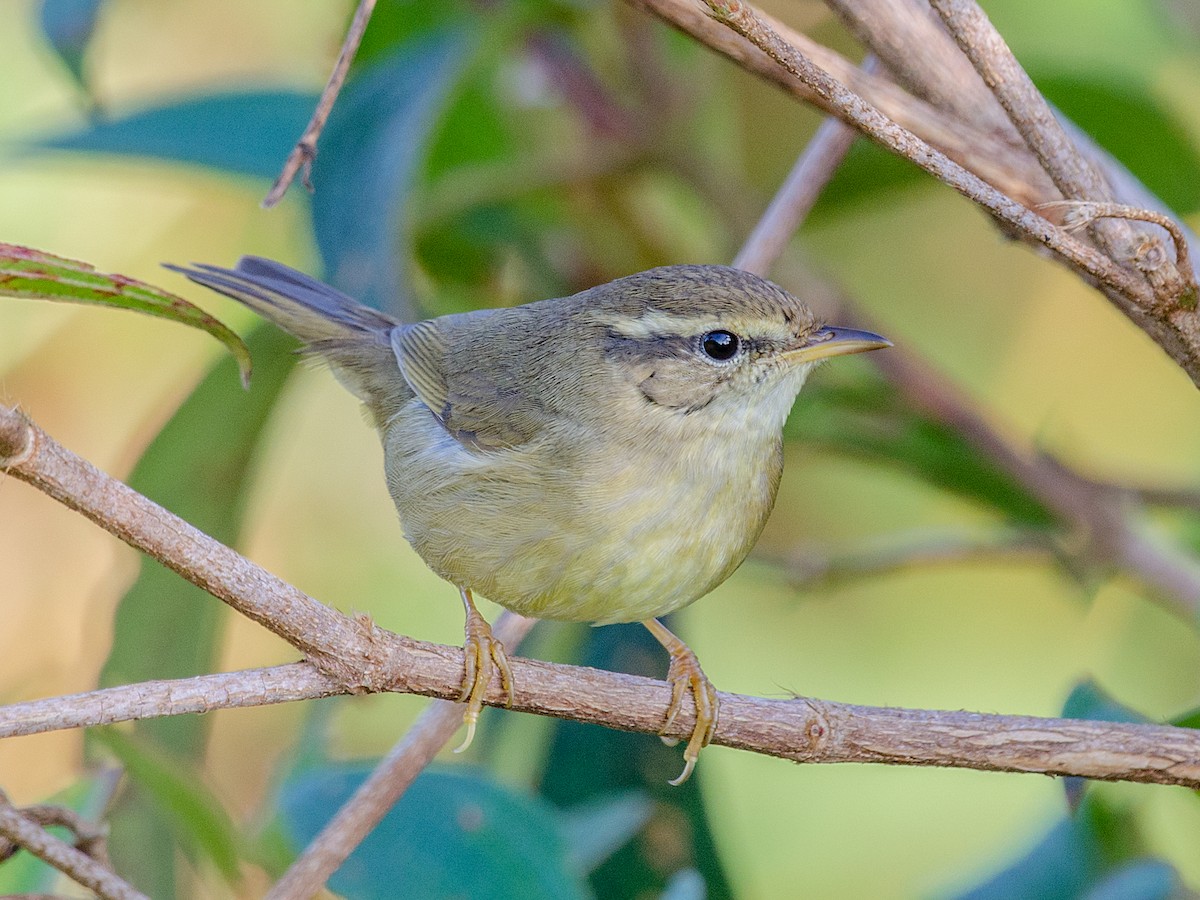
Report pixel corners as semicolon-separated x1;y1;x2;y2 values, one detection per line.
275;765;590;900
91;323;296;896
310;32;470;318
788;371;1055;527
35;91;316;179
93;728;242;885
1034;73;1200;214
953;794;1144;900
0;242;251;386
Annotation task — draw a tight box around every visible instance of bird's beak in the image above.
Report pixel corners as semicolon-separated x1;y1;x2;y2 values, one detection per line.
786;325;892;363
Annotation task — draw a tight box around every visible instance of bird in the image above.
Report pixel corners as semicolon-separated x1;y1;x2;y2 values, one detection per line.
168;257;890;783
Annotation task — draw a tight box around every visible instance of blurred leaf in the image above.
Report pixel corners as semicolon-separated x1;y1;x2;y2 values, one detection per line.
1062;681;1148;725
789;372;1055;527
1084;859;1181;900
0;771;118;894
93;728;242;884
0;242;250;385
92;323;296;896
1169;705;1200;730
1034;73;1200;214
276;765;589;900
955;794;1143;900
35;91;316;179
37;0;103;103
539;623;733;900
355;0;473;69
310;32;469;318
560;791;653;874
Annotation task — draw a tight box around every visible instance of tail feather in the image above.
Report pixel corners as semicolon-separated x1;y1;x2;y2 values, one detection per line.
167;257;412;428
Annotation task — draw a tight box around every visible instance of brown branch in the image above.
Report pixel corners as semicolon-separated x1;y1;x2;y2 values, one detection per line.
1040;200;1197;300
720;58;1200;618
698;1;1144;294
0;791;144;900
262;0;378;208
927;0;1197;326
4;633;1200;790
631;0;1054;207
5;404;1200;790
631;0;1200;385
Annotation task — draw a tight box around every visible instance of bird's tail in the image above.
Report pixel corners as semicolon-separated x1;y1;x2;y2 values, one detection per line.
166;256;411;428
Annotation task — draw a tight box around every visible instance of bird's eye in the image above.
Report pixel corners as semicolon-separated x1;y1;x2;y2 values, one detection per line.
701;330;740;361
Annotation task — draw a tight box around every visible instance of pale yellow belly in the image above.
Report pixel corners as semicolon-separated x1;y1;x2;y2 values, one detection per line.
383;401;781;624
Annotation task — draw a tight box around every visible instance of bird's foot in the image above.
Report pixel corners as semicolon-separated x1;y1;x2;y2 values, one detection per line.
644;618;719;785
454;589;513;754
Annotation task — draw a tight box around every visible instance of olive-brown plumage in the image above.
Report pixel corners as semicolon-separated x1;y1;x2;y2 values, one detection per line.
170;257;889;782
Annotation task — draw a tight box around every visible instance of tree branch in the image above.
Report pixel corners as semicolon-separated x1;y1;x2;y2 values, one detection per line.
0;790;144;900
4;633;1200;790
262;0;378;208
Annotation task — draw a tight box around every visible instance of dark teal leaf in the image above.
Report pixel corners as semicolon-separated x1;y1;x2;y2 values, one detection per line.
310;32;469;318
1034;73;1200;214
539;623;733;900
276;765;589;900
955;795;1141;900
35;92;316;179
38;0;103;99
1062;682;1148;725
1084;859;1180;900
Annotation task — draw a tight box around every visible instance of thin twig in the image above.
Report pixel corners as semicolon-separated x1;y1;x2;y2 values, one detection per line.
771;528;1057;589
631;0;1200;384
700;0;1145;300
0;791;144;900
1040;200;1197;302
265;613;537;900
631;0;1054;207
262;0;378;208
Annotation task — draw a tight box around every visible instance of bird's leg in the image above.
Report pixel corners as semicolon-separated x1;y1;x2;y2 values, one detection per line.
642;617;719;785
454;587;513;753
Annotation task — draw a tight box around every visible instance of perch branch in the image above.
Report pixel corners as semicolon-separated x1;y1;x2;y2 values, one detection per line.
4;639;1200;790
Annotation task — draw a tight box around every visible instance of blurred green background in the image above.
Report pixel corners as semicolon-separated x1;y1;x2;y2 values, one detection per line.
3;0;1200;897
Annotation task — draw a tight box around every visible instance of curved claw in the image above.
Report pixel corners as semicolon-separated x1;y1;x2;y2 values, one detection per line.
644;618;720;786
454;589;514;754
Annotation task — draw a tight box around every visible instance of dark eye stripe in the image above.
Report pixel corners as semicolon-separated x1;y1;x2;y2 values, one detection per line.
701;330;739;361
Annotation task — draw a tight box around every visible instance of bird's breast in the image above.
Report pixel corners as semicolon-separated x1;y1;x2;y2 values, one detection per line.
382;399;784;623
